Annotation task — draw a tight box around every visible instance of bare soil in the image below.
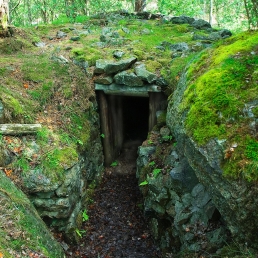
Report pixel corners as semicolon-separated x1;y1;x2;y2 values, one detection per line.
65;140;161;258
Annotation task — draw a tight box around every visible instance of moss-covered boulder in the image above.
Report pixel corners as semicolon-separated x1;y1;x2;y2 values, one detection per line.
0;170;65;257
167;30;258;247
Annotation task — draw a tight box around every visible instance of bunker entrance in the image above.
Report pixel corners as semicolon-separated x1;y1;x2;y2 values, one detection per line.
96;89;166;166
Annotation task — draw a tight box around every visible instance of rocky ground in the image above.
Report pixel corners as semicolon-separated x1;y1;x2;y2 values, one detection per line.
65;140;161;258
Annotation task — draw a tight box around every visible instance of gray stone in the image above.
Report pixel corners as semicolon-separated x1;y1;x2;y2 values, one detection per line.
122;27;130;34
113;50;125;59
191;19;211;30
156;76;168;86
160;126;170;137
102;27;112;35
161;16;172;23
56;31;67;38
51;55;69;64
191;42;204;51
100;34;110;42
95;59;109;74
0;101;4;123
79;30;90;36
134;63;157;83
169;42;189;52
34;42;46;47
70;36;80;41
219;29;232;38
171;16;195;24
114;71;143;86
23;169;61;192
95;57;137;75
94;76;113;85
141;28;151;35
73;59;89;70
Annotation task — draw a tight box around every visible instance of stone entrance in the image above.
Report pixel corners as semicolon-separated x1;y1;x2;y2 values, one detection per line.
96;88;166;165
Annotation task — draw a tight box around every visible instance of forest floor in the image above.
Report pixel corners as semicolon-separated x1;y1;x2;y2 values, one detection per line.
65;140;162;258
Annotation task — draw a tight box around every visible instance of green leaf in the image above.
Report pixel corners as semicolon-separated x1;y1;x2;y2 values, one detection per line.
111;161;118;167
153;168;162;178
139;180;148;186
149;161;155;167
82;210;89;221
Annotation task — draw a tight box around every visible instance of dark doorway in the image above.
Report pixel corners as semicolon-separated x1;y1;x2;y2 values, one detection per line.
97;90;166;165
122;96;149;141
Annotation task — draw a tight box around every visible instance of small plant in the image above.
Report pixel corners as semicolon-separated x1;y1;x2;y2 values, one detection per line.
139;180;148;186
75;229;86;238
82;210;89;222
36;127;49;143
149;161;155;167
111;160;118;167
100;133;105;138
148;140;153;145
162;135;173;141
77;139;83;145
245;138;258;161
153;168;162;178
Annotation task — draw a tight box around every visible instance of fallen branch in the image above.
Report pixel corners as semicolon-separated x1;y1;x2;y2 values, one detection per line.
0;124;42;135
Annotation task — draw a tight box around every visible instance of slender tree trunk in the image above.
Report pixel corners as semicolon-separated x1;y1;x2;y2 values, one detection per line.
135;0;146;12
25;0;32;25
244;0;251;29
0;0;9;30
209;0;213;25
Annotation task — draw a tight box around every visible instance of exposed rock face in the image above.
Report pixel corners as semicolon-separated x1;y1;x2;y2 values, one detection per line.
137;140;226;253
166;72;258;248
0;103;104;242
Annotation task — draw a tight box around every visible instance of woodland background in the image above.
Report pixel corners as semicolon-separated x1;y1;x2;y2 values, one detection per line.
5;0;258;31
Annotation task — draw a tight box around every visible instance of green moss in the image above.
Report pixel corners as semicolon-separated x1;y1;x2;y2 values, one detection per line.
181;30;258;181
71;46;103;66
157;111;167;127
0;171;64;257
41;146;78;180
212;31;258;65
0;86;36;122
1;92;23;116
145;60;162;72
253;106;258;117
133;49;146;60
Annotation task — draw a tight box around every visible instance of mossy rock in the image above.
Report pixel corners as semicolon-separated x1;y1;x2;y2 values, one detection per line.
71;46;103;66
181;30;258;181
0;171;65;257
145;60;162;72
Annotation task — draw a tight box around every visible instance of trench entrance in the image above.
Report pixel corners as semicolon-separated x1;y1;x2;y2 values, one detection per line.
74;87;166;257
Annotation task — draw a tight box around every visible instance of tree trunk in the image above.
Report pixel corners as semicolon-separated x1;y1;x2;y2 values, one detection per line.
135;0;146;12
0;0;9;30
209;0;213;25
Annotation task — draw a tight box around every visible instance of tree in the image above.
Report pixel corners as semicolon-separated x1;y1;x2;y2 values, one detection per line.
135;0;146;12
0;0;9;30
244;0;258;28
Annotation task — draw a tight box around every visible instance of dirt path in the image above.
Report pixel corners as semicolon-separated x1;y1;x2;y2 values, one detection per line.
66;140;161;258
